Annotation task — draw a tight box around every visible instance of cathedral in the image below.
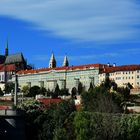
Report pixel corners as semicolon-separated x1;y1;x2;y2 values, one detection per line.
0;41;29;87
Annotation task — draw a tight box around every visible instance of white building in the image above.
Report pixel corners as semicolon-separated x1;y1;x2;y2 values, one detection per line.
16;54;103;92
99;65;140;88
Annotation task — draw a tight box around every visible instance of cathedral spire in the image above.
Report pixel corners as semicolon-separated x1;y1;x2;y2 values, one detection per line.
5;39;9;57
49;53;56;68
62;55;69;67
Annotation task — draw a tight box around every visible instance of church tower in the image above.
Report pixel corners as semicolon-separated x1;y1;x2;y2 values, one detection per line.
49;53;56;68
5;39;9;57
62;55;69;67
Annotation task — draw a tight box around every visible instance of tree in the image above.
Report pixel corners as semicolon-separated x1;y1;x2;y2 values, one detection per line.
40;87;46;96
71;87;77;98
4;82;15;94
22;85;29;96
78;82;84;95
0;88;4;96
88;82;94;92
28;86;40;97
52;84;60;98
81;86;122;113
59;88;70;96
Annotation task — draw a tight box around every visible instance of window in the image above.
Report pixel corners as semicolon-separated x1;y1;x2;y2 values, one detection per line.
137;70;139;73
137;82;139;85
132;76;133;79
137;75;139;79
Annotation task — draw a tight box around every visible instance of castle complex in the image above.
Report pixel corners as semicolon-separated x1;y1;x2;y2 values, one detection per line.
14;53;140;92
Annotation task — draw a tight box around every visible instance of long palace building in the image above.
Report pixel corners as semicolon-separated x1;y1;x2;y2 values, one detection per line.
14;53;140;92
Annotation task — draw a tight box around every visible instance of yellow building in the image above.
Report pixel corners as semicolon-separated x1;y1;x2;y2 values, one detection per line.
99;64;140;88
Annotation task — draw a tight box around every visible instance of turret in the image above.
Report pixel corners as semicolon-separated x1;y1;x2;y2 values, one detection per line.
49;53;56;68
62;55;69;67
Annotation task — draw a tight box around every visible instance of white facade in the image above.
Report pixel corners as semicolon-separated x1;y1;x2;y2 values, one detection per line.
16;64;100;92
99;65;140;88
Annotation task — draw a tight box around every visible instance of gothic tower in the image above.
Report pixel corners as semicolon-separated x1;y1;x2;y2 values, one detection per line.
49;53;56;68
62;55;69;67
5;39;9;57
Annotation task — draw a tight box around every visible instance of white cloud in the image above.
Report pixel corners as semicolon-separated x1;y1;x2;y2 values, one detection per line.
0;0;140;43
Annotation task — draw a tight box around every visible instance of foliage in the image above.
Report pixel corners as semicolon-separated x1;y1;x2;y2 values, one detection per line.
28;86;41;97
71;87;77;98
20;98;76;140
4;82;15;94
88;82;94;92
59;88;70;96
40;87;47;96
22;85;29;96
52;84;60;98
81;86;122;113
74;111;140;140
0;87;4;96
78;82;84;95
35;99;76;140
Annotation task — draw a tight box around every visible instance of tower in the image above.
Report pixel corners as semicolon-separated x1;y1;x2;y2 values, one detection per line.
49;53;56;68
5;39;9;57
62;55;69;67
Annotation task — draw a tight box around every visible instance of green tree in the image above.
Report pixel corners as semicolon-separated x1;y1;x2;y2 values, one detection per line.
88;82;94;92
0;88;4;96
71;87;77;98
40;87;47;96
22;85;29;96
78;82;84;95
52;84;60;98
28;86;41;97
81;86;122;113
4;82;15;94
59;88;70;96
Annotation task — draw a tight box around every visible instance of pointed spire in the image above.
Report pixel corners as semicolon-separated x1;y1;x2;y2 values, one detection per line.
62;55;69;67
49;52;56;68
5;38;9;57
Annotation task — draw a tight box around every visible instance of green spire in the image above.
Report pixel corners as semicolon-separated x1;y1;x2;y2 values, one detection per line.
5;39;9;56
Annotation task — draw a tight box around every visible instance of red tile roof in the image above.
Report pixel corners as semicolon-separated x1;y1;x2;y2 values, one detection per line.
0;64;15;72
101;65;140;73
17;63;105;74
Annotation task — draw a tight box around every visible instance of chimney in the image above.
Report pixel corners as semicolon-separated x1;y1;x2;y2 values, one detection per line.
107;63;110;67
113;63;116;67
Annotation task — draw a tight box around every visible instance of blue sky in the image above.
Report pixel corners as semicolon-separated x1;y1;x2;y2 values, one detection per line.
0;0;140;68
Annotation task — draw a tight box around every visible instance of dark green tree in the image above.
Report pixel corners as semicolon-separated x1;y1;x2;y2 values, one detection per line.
81;86;122;113
59;88;70;96
78;82;84;95
40;87;46;96
52;84;60;98
4;82;15;94
88;82;94;92
28;86;41;97
0;88;4;96
71;87;77;98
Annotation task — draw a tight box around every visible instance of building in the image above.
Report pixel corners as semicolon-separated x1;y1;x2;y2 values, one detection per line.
12;53;140;92
99;64;140;88
0;41;31;90
16;53;103;92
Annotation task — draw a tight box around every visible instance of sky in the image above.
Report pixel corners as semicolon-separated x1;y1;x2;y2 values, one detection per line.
0;0;140;68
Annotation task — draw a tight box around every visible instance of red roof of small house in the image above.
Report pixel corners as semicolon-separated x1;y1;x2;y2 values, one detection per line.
0;106;11;110
17;63;105;75
38;98;63;106
100;65;140;74
0;64;15;72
